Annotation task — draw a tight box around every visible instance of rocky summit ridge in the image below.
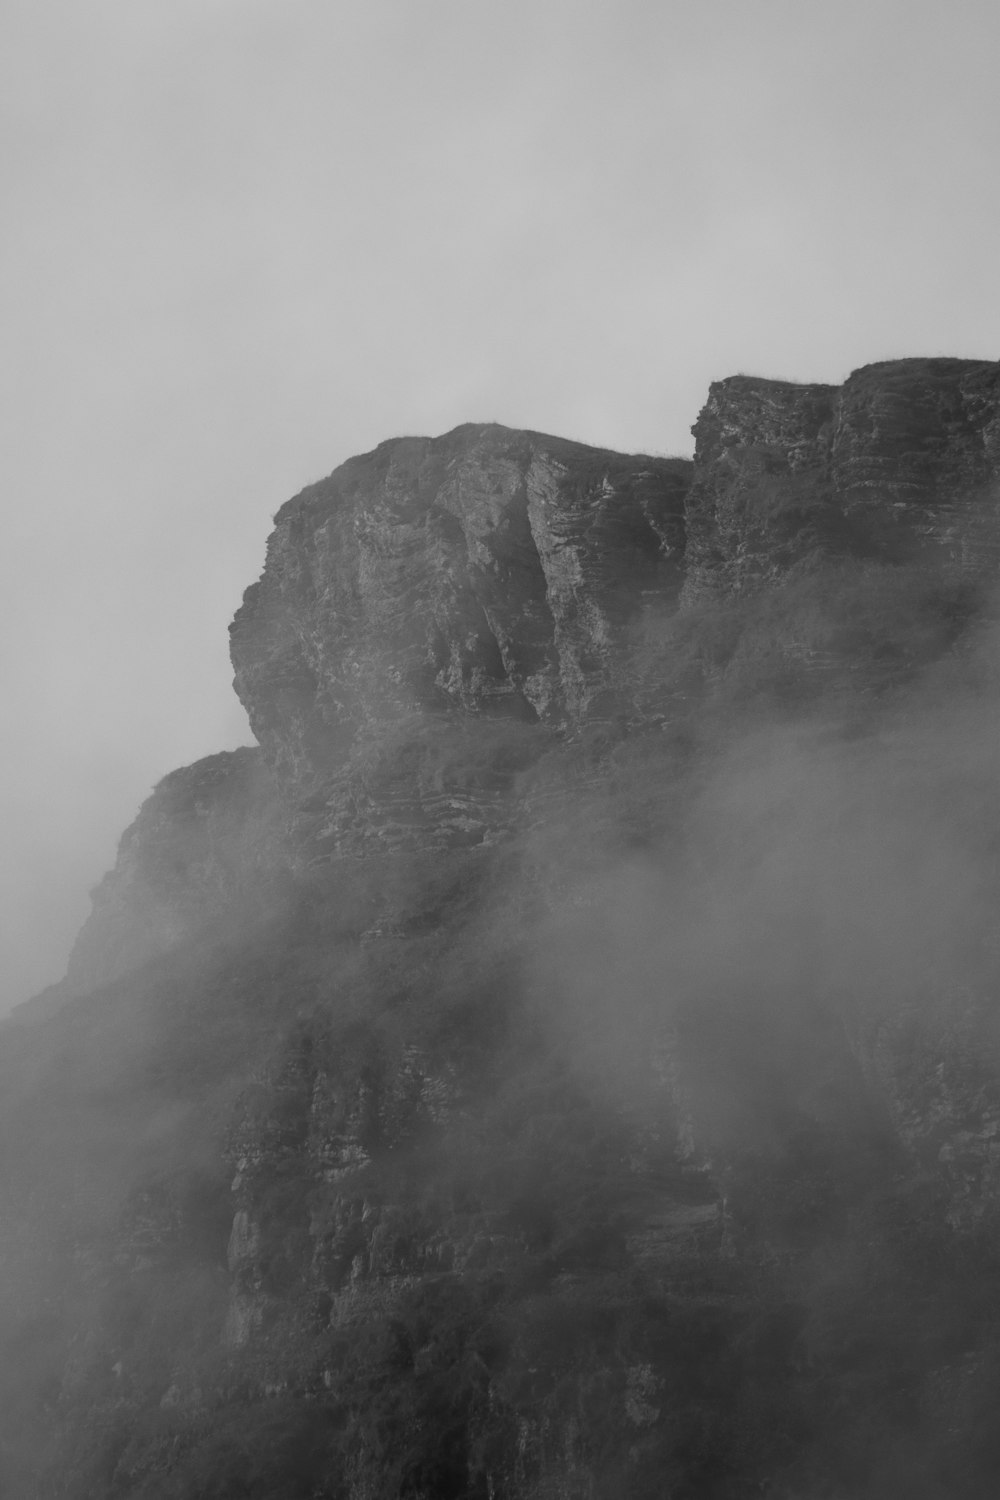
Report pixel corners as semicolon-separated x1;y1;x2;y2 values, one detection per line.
5;358;1000;1500
229;424;691;858
684;358;1000;600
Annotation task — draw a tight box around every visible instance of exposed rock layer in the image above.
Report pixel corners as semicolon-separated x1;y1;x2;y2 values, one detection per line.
683;358;1000;600
230;424;691;857
231;361;1000;868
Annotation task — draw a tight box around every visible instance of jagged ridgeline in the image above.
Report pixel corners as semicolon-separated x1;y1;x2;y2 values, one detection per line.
5;358;1000;1499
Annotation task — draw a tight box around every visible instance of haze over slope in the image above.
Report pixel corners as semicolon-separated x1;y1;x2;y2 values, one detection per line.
5;358;1000;1498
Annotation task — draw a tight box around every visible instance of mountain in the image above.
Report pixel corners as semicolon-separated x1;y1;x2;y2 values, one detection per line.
4;358;1000;1499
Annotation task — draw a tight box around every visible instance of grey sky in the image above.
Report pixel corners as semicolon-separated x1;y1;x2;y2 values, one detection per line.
3;0;999;1010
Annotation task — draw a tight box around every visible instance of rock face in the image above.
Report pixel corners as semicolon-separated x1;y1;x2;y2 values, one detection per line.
229;362;1000;866
684;358;1000;600
230;424;691;858
8;358;1000;1500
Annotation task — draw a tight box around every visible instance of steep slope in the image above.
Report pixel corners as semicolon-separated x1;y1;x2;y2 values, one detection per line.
683;358;1000;601
4;361;1000;1500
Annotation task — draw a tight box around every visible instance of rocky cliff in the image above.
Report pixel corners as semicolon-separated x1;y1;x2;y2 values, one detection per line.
229;424;691;859
684;358;1000;600
5;358;1000;1500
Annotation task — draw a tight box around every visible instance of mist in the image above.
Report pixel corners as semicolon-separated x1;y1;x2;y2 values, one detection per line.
6;0;1000;1010
537;684;1000;1101
5;0;1000;1493
5;490;1000;1495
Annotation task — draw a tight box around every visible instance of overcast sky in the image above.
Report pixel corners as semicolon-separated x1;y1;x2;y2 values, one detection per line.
3;0;999;1010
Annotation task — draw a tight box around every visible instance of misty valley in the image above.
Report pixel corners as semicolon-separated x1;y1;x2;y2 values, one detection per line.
6;356;1000;1498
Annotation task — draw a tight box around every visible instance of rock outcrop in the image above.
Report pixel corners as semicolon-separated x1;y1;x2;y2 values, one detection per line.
683;357;1000;600
228;361;1000;871
230;424;691;859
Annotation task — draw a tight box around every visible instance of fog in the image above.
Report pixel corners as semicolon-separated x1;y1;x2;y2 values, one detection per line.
5;1;1000;1475
538;673;1000;1144
3;501;1000;1490
4;0;1000;1010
